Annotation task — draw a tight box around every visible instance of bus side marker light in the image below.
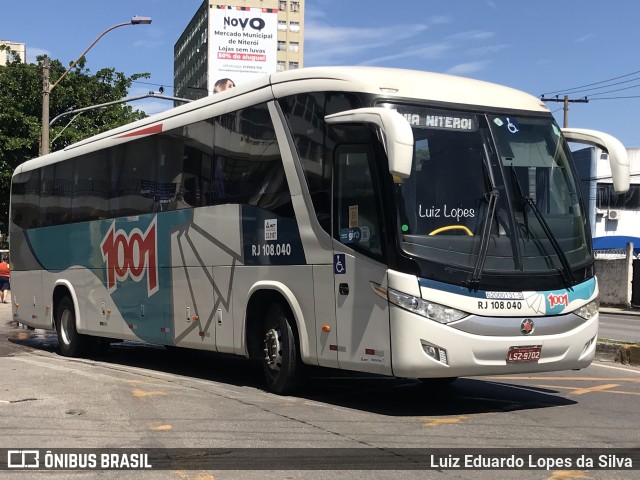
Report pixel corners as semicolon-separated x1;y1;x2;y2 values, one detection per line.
322;325;331;332
191;315;199;321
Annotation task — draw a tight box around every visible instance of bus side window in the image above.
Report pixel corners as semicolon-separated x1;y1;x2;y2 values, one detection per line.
333;144;384;258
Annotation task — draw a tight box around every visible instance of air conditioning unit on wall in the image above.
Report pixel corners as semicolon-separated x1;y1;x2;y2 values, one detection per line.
607;209;622;220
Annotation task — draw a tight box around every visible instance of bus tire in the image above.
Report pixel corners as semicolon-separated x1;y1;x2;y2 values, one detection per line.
55;296;89;357
262;303;300;395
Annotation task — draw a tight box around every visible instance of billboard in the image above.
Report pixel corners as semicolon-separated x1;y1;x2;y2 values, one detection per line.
209;4;278;91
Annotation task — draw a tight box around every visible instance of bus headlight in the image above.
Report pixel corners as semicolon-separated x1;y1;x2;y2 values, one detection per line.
387;288;469;324
575;298;599;320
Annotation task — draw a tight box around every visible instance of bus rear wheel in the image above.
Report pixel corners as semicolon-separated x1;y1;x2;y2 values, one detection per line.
56;297;90;357
262;303;300;395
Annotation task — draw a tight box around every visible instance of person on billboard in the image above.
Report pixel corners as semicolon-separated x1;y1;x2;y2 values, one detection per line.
214;78;235;93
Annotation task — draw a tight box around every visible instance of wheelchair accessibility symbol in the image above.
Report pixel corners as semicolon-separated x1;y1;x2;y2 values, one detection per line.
334;254;346;275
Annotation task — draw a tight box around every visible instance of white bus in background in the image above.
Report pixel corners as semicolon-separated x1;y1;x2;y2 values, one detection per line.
574;146;640;255
9;67;630;394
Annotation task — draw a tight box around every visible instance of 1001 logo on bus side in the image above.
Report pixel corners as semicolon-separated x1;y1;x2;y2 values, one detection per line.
100;218;158;297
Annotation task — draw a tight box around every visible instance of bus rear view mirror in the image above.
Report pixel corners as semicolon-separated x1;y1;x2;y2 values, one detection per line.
563;128;630;194
325;107;414;179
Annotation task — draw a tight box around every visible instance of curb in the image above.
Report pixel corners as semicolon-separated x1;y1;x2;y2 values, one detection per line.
596;342;640;367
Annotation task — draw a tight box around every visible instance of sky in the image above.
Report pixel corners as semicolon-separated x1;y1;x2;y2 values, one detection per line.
3;0;640;146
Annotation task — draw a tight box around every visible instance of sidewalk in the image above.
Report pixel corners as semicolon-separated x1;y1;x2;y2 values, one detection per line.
597;306;640;367
600;306;640;316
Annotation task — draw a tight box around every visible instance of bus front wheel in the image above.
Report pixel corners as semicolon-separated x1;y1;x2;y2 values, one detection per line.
55;297;89;357
262;303;300;395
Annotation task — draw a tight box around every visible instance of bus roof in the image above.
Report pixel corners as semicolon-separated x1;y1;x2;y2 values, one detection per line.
16;66;550;175
269;66;549;113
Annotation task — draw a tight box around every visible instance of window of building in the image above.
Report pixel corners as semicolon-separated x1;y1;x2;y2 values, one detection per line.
597;183;640;210
277;61;286;72
279;0;287;10
290;21;300;32
278;20;287;31
290;1;300;12
289;42;299;52
278;41;286;52
289;61;299;69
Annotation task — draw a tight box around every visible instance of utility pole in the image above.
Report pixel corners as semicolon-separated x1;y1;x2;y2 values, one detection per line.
40;56;50;156
40;16;152;156
540;95;589;127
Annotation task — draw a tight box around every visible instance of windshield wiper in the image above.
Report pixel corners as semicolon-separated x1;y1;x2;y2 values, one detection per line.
466;138;500;289
467;189;499;289
522;196;576;285
509;166;574;285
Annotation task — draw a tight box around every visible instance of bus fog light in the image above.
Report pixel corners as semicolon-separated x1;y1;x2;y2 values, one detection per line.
421;342;449;365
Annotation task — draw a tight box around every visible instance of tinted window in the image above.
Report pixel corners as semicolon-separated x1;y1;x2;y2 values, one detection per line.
40;162;73;227
11;170;40;229
214;103;292;217
158;120;217;210
72;151;109;222
279;92;363;231
109;137;157;217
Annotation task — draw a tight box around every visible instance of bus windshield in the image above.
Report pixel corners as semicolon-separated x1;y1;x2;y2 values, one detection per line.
387;104;589;284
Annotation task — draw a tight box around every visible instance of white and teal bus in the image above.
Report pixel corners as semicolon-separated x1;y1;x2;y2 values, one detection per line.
9;67;630;394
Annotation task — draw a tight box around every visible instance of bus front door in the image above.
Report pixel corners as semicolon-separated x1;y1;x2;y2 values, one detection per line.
332;144;392;375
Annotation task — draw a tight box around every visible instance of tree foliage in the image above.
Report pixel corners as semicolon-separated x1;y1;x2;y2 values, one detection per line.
0;52;149;237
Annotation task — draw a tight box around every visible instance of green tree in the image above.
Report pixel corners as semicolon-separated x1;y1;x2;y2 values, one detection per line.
0;52;149;239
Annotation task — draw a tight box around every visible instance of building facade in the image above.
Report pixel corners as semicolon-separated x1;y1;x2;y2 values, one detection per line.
174;0;304;100
0;41;26;65
575;146;640;253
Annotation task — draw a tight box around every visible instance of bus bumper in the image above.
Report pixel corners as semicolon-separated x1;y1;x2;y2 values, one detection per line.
390;306;598;378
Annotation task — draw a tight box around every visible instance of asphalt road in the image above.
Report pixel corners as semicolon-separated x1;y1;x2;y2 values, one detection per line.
599;311;640;343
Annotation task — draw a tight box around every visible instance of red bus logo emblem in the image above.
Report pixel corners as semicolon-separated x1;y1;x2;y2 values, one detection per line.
547;293;569;308
100;218;158;296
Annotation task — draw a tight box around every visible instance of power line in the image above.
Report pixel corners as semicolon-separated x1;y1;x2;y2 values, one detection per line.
541;69;640;96
587;82;640;97
132;79;175;92
554;76;640;96
590;95;640;101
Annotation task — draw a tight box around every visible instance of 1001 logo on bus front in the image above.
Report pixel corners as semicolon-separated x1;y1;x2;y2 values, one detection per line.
100;218;158;297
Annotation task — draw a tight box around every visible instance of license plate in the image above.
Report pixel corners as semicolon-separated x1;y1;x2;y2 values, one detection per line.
507;345;541;363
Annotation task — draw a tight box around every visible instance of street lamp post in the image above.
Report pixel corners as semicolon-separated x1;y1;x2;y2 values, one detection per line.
40;15;152;156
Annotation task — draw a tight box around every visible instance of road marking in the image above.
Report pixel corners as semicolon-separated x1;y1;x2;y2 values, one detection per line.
567;383;619;395
488;376;640;383
176;471;215;480
417;415;469;427
149;423;172;431
592;362;640;374
132;388;166;399
536;384;640;396
547;470;591;480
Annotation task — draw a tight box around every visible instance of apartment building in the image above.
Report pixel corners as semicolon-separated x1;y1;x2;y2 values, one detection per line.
174;0;304;100
0;41;26;65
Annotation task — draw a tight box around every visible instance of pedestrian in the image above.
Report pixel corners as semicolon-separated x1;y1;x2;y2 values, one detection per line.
0;255;9;304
